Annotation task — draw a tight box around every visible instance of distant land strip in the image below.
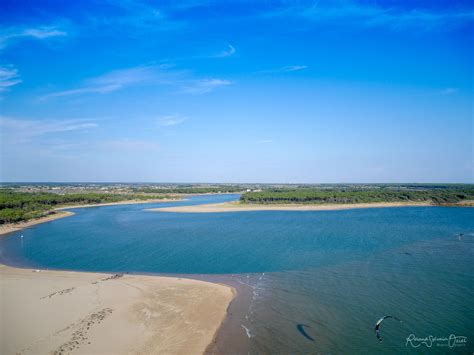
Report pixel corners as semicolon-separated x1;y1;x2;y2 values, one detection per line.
0;193;182;236
0;190;184;224
148;201;431;213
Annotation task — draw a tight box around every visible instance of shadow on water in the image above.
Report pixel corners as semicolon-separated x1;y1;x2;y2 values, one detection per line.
296;324;315;341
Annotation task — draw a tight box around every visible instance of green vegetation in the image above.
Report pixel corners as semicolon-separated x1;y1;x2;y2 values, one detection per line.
0;191;172;224
2;183;473;224
240;186;474;205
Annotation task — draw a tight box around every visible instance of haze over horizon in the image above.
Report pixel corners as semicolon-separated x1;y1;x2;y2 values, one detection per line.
1;181;473;185
1;0;473;183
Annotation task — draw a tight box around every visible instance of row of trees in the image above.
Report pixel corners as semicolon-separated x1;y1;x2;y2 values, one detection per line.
0;191;171;224
240;187;474;205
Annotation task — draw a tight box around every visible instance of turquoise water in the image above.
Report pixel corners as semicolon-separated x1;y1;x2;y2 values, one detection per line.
1;194;473;353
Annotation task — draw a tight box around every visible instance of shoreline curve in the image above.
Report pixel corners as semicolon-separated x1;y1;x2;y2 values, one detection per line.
0;264;235;354
0;198;182;237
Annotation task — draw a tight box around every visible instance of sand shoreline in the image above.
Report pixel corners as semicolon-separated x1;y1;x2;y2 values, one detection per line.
55;197;182;210
0;196;237;354
0;198;182;236
0;264;235;355
0;211;75;236
148;201;438;213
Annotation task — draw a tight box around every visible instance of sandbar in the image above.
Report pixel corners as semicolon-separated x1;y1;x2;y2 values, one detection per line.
0;265;234;355
149;201;435;213
55;198;181;210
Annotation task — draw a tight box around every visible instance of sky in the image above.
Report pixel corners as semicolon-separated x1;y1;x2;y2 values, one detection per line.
0;0;473;183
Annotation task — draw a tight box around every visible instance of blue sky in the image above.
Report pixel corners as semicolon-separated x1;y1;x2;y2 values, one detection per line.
0;0;473;183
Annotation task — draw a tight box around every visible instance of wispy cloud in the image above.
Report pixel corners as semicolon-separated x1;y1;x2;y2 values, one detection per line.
158;115;187;127
0;116;98;143
179;78;232;94
256;139;273;144
0;25;67;49
438;87;459;95
41;64;178;100
41;62;231;99
280;65;307;72
0;116;161;160
0;65;22;92
22;27;67;39
41;85;120;98
87;0;185;34
216;44;236;58
258;65;308;74
265;1;474;30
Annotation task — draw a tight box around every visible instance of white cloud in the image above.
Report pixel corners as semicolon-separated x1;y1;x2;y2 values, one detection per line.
0;116;98;142
91;66;156;86
0;65;22;91
0;117;161;163
42;85;121;98
41;63;231;99
158;115;187;127
22;27;67;39
0;25;67;49
216;44;236;58
41;64;176;100
180;78;232;94
280;65;307;72
87;0;185;34
257;139;273;144
266;2;474;30
439;87;459;95
258;65;308;74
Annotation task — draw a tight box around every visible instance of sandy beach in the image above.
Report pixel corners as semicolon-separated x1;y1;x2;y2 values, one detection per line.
55;198;182;210
0;196;235;354
0;265;234;355
148;201;434;213
0;211;75;236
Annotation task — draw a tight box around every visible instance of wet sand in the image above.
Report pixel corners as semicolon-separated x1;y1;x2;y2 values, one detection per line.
148;201;433;213
0;265;234;355
202;275;254;355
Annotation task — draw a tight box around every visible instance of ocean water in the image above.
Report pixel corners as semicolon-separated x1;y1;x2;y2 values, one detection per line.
1;194;473;353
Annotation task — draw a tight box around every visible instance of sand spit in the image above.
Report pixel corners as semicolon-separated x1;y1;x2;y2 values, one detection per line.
148;201;435;213
55;198;181;210
0;265;234;355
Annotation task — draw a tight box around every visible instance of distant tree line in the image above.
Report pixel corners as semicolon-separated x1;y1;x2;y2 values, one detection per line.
0;191;171;224
134;187;243;194
240;187;474;205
